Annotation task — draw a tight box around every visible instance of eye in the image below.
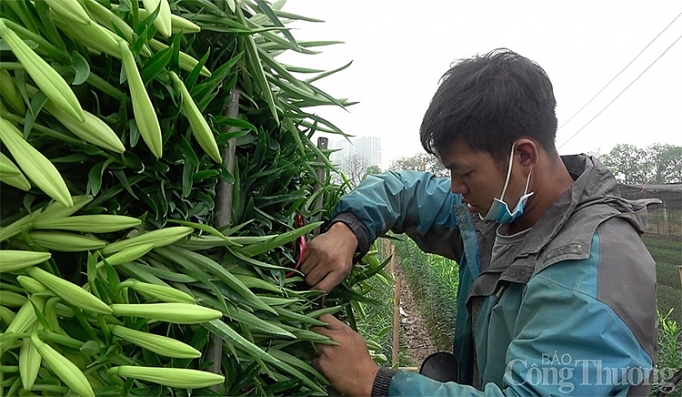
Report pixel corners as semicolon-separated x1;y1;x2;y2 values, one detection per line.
460;171;473;179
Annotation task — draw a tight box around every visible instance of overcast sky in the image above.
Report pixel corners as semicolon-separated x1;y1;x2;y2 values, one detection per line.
278;1;682;169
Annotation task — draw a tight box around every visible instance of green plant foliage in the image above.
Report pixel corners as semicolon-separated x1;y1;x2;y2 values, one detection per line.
0;1;385;395
643;237;682;325
652;309;682;397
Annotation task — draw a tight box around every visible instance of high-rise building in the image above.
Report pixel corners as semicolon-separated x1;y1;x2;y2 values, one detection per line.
353;136;381;168
329;138;354;166
329;136;382;172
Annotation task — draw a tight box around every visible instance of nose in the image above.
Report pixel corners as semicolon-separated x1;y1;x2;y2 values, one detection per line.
450;173;469;195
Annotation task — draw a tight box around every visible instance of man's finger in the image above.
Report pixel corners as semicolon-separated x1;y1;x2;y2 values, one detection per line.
311;324;332;338
311;315;341;335
315;314;345;331
306;266;328;287
317;313;339;325
313;272;343;294
300;250;315;274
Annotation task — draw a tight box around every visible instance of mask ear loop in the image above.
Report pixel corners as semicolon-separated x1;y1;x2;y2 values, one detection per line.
523;170;532;195
498;143;517;202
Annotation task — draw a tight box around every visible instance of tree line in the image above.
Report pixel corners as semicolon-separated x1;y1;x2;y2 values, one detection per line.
352;143;681;186
594;143;681;185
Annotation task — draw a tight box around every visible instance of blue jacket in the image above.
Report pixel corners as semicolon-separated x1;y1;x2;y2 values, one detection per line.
333;155;658;396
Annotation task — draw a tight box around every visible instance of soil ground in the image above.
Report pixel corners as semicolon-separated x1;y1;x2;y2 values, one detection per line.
395;263;438;366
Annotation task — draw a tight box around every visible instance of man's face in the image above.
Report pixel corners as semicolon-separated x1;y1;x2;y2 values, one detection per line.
440;140;515;215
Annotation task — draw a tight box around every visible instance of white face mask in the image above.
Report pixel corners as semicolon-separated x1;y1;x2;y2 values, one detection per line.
479;144;533;224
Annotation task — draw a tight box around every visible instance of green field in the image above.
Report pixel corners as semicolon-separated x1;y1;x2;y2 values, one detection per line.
392;237;459;352
643;236;682;325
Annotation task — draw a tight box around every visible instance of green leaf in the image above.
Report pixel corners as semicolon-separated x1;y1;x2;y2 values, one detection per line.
350;256;391;285
281;64;324;74
169;30;183;73
223;306;294;338
212;116;257;132
141;47;173;83
177;135;199;166
23;90;48;138
253;0;301;52
157;246;277;314
181;160;194;198
138;263;197;283
218;163;235;184
185;49;211;90
274;10;324;23
71;51;91;85
238;221;321;257
80;340;100;356
118;263;171;287
3;0;43;37
265;351;326;393
183;0;227;17
236;8;278;123
29;297;52;332
192;169;220;183
268;349;327;382
33;0;66;50
87;158;115;196
112;170;139;200
273;307;327;326
166;219;239;246
328;284;382;306
203;319;280;365
261;379;301;395
190;52;242;103
128;118;141;148
133;4;160;53
121;152;145;173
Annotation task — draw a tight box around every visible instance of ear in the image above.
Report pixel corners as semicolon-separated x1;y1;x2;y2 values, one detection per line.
514;139;538;170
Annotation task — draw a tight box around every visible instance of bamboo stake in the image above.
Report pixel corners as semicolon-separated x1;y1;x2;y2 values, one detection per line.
312;137;328;235
393;274;401;367
207;89;240;392
390;244;395;275
214;89;240;228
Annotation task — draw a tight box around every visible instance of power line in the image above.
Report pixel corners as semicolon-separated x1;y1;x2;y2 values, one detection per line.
557;10;682;132
559;11;682;132
558;30;682;149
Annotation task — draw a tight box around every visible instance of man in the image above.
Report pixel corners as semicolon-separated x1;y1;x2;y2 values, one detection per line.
301;48;658;396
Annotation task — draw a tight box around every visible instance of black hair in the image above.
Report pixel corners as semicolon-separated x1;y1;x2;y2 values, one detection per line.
420;48;558;164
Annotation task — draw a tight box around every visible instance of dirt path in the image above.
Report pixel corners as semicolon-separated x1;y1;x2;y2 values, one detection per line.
395;263;438;366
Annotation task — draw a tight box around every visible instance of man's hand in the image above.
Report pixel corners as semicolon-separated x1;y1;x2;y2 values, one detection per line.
312;314;379;397
300;222;358;293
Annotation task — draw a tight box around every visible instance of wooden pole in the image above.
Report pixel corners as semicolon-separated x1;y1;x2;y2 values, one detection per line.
213;89;240;228
390;242;400;366
678;265;682;289
392;275;401;367
207;89;240;392
390;244;395;275
312;137;328;235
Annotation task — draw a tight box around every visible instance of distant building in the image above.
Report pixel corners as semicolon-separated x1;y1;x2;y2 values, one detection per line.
329;136;382;173
354;136;382;168
329;139;354;166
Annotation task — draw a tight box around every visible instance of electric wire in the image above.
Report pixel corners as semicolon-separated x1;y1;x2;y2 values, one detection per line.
557;10;682;132
558;30;682;149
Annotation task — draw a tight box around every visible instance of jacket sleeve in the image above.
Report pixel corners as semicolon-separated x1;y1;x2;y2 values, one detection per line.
378;233;654;397
331;170;463;260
